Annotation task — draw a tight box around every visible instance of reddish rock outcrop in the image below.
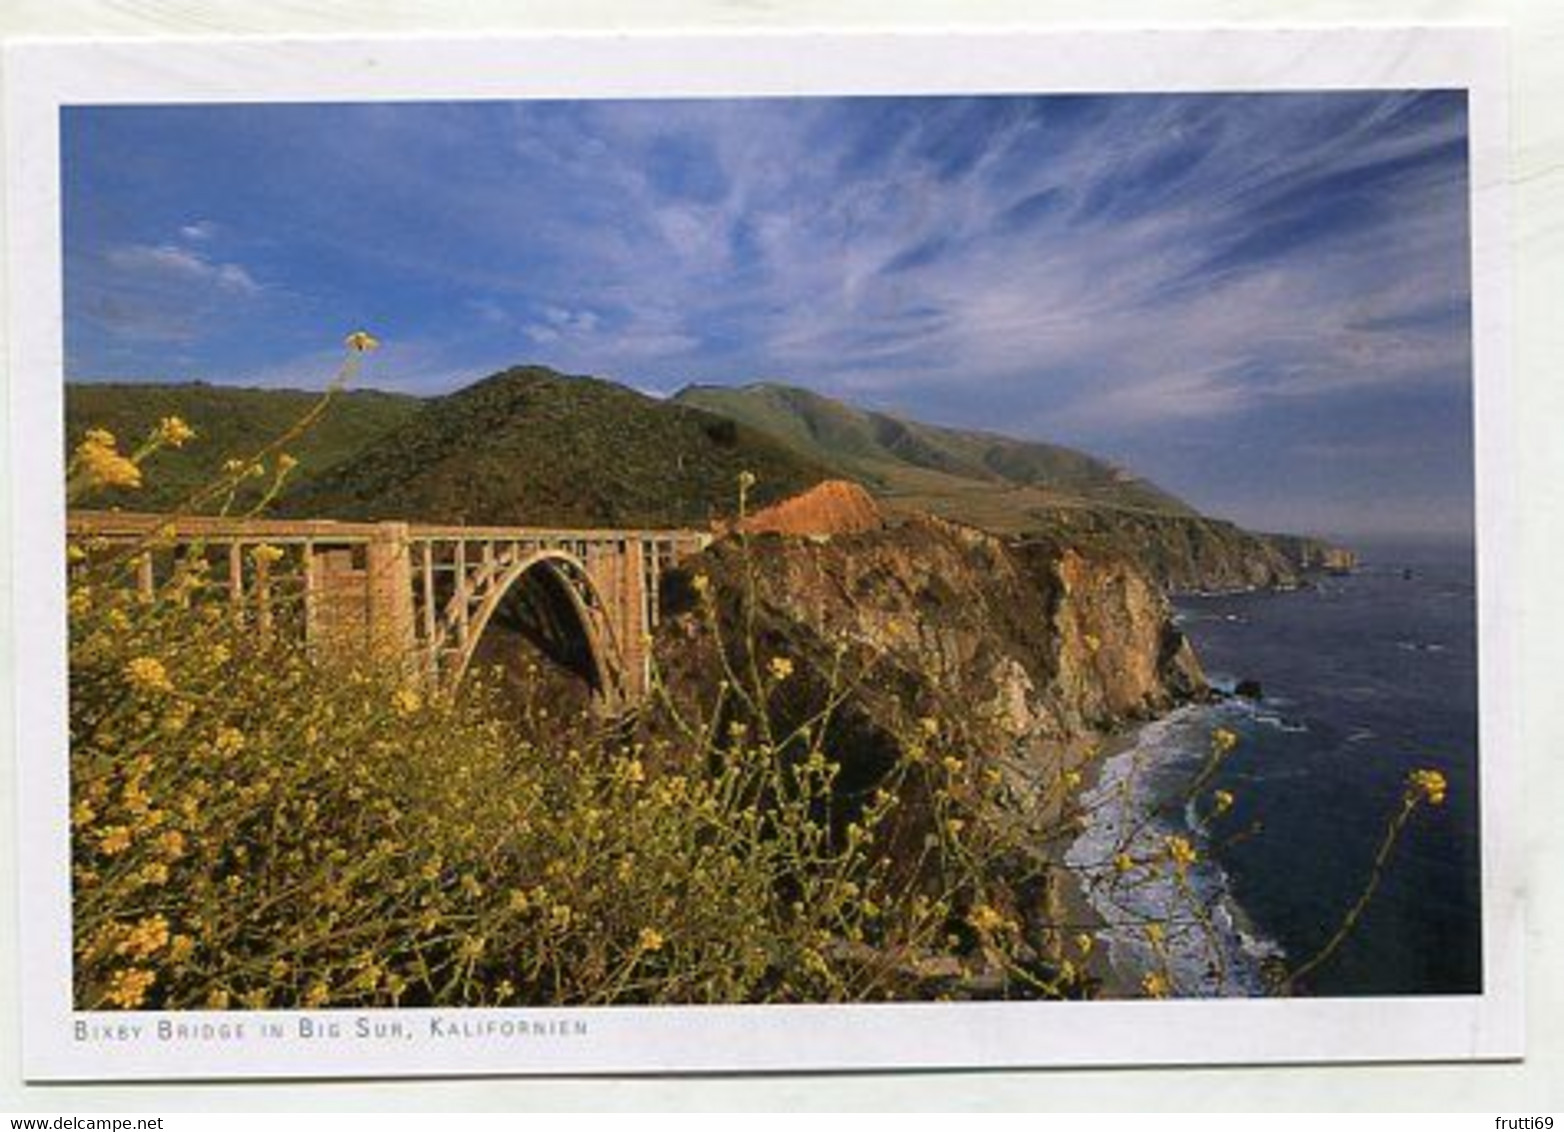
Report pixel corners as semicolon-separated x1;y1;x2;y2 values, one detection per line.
733;478;885;537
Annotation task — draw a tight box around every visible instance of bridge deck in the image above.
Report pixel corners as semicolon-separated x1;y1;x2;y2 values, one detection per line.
67;511;711;545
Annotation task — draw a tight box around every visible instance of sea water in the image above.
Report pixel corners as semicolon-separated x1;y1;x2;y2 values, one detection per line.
1063;540;1481;997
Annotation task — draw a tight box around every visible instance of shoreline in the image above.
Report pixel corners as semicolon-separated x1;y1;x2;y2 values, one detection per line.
1045;725;1146;998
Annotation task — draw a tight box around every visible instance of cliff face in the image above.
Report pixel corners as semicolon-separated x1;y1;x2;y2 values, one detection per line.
653;516;1205;780
1025;507;1355;594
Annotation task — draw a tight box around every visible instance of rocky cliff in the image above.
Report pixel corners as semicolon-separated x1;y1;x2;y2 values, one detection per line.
653;515;1206;784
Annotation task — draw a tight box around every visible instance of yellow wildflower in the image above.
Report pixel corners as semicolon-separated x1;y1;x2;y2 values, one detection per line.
116;915;169;959
1074;932;1095;956
919;716;940;737
737;470;757;492
1143;923;1165;946
124;656;173;695
104;967;156;1009
168;935;195;964
71;800;96;828
157;416;196;448
74;431;141;490
98;826;132;856
205;988;231;1010
1213;727;1239;753
214;727;245;757
277;452;299;474
1141;971;1170;999
250;543;285;567
157;829;186;860
1408;768;1448;807
968;903;1008;935
393;687;422;717
1212;789;1235;815
345;330;380;352
303;982;330;1009
768;655;795;682
691;573;711;598
638;927;666;953
1112;852;1135;875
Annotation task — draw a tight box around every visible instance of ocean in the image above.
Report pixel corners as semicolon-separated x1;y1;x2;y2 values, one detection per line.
1064;540;1482;997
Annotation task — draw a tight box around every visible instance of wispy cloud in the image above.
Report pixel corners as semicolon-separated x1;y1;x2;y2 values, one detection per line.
103;243;260;295
62;92;1474;535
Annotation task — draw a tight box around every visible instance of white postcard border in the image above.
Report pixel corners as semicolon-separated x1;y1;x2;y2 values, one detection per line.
3;26;1519;1081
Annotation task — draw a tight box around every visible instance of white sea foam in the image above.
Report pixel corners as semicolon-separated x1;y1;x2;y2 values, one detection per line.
1063;704;1287;997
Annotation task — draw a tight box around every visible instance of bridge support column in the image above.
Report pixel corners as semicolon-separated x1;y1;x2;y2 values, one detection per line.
617;538;649;701
365;522;416;662
305;523;415;667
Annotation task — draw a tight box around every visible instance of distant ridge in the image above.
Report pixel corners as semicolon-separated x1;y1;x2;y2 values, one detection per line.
673;381;1197;528
66;367;1350;589
672;381;1350;590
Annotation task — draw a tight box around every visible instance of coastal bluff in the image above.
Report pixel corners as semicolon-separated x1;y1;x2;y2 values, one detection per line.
655;511;1206;771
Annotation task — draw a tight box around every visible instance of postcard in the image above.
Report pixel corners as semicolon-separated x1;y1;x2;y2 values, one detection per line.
3;26;1519;1080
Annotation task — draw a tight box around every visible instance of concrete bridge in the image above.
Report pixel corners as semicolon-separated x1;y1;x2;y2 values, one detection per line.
67;511;711;711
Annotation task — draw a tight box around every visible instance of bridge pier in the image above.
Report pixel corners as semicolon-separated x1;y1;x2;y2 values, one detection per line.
308;522;416;663
365;522;416;658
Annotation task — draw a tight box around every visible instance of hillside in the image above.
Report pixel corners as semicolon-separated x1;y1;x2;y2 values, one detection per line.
674;382;1198;522
65;369;1353;589
65;382;422;511
283;366;833;527
674;382;1352;589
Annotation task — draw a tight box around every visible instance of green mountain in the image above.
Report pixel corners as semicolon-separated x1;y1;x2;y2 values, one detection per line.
283;366;832;528
65;382;422;511
673;382;1197;531
673;382;1350;589
66;369;1349;590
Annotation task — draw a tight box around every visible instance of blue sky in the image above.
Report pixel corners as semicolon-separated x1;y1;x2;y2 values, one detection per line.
62;92;1473;539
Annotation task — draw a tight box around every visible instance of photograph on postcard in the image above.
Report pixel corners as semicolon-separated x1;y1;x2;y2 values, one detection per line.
59;87;1481;1013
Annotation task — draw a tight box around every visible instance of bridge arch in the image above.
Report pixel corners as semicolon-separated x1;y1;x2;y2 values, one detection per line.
451;548;624;706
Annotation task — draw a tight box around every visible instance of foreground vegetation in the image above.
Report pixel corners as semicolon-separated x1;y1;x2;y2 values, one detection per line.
69;543;1092;1009
65;341;1447;1009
